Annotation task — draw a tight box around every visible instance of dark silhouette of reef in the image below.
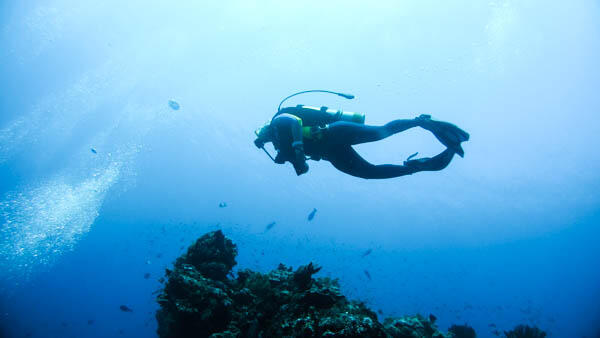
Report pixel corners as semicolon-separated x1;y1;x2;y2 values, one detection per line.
504;324;546;338
448;324;476;338
155;230;547;338
0;317;7;338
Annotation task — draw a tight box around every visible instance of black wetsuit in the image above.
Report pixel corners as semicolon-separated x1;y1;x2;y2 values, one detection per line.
269;108;454;179
318;121;454;179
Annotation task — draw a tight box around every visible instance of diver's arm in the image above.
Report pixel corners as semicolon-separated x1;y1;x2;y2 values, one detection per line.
271;114;309;175
271;114;302;144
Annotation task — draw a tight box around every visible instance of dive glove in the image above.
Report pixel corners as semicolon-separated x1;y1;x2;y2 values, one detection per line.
254;138;265;149
292;143;309;176
294;161;309;176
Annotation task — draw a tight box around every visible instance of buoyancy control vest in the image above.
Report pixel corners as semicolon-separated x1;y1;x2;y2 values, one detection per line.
254;90;362;162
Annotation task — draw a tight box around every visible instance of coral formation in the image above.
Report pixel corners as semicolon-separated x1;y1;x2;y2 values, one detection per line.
448;324;476;338
156;230;451;338
384;315;448;338
504;325;546;338
156;230;549;338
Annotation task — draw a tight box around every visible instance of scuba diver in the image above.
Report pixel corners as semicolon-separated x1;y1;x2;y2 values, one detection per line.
254;90;469;179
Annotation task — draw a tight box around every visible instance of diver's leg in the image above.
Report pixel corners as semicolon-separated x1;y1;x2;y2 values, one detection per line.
326;146;456;179
326;119;420;146
404;148;455;172
325;145;417;179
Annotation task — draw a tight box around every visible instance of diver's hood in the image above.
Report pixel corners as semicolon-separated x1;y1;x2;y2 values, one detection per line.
254;122;273;139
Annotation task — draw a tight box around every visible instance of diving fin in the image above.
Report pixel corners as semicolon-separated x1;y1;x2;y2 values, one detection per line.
406;152;419;161
403;148;455;172
416;114;470;157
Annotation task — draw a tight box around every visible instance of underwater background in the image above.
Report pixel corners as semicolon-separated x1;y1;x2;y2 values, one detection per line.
1;1;599;337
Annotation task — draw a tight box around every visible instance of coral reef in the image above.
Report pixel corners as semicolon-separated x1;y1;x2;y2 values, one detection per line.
448;324;476;338
504;325;546;338
156;230;451;338
384;315;448;338
156;230;550;338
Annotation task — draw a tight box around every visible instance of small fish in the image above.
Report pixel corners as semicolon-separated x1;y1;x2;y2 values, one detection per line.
361;248;372;258
168;100;180;110
219;202;227;208
156;253;162;258
265;221;276;232
307;208;317;221
489;323;497;328
119;305;133;312
377;309;383;315
87;319;94;325
144;273;151;279
158;277;165;283
90;148;97;154
364;270;371;280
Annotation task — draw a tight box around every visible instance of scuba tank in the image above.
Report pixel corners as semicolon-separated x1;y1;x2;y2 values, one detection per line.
277;105;365;141
276;89;364;126
279;104;365;125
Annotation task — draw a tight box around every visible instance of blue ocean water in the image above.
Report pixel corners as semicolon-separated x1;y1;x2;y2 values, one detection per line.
1;1;599;337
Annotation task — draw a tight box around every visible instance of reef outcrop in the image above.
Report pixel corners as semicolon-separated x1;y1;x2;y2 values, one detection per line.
155;230;546;338
447;324;476;338
504;324;547;338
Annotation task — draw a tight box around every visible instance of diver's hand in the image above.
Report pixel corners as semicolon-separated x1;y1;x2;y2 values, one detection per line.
294;161;309;176
254;138;265;149
292;144;308;175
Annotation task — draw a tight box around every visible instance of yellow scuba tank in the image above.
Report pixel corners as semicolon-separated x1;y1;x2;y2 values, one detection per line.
278;105;365;126
300;105;365;124
276;90;362;125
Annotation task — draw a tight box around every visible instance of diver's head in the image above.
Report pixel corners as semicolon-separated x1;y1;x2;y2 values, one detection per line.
255;121;274;139
254;122;273;148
